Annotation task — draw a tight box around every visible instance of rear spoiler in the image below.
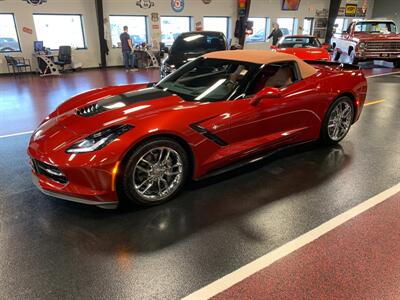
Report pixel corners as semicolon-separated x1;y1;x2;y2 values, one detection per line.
304;60;360;70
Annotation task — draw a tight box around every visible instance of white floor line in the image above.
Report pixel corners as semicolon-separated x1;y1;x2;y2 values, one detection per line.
365;70;400;78
183;182;400;300
0;131;33;139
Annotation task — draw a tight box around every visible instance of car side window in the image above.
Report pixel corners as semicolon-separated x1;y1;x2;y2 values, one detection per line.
245;61;300;95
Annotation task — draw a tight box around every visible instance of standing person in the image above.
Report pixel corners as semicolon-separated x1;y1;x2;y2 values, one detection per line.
120;26;137;72
267;23;283;46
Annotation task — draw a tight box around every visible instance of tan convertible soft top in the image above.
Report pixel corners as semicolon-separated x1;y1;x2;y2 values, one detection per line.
204;50;317;79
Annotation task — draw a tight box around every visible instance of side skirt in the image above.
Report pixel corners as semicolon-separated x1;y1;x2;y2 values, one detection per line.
196;140;317;181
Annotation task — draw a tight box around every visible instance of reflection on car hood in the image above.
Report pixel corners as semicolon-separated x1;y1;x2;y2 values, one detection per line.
53;86;197;136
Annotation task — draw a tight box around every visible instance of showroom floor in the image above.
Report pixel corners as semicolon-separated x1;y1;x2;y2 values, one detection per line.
0;68;399;299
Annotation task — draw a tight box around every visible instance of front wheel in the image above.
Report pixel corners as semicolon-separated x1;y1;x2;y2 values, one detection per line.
320;97;354;145
349;49;359;65
121;138;189;206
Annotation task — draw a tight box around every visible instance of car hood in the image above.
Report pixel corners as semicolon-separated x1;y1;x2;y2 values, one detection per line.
276;48;330;60
166;50;209;68
51;85;192;136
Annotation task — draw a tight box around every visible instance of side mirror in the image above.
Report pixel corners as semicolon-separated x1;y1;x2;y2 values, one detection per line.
250;87;281;106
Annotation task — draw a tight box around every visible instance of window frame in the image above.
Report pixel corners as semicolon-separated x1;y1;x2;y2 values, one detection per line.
203;16;230;39
302;17;314;35
276;17;297;36
245;17;270;44
33;13;87;50
0;13;22;53
160;16;193;46
108;14;149;48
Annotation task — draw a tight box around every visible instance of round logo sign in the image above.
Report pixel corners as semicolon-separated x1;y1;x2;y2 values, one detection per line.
27;0;44;5
171;0;184;12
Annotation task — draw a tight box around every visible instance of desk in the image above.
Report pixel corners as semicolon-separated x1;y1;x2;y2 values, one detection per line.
33;53;60;77
134;49;160;69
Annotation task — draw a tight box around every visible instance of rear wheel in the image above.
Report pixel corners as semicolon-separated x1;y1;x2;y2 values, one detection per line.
320;96;354;145
121;138;189;206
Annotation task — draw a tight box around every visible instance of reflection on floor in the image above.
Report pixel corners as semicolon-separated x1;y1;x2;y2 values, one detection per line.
0;68;160;136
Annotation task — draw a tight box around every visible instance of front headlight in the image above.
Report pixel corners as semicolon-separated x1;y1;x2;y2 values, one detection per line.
359;42;365;49
66;125;133;153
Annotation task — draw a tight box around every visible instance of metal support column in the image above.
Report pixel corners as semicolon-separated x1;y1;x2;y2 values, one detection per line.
238;0;252;47
325;0;341;44
95;0;107;68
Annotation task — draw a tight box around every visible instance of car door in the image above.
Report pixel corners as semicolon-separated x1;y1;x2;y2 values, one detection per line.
226;61;322;161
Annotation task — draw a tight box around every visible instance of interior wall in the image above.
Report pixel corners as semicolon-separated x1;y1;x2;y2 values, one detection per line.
103;0;237;67
372;0;400;29
0;0;375;74
0;0;100;74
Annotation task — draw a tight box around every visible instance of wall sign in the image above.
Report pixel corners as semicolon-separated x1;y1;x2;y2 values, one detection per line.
22;0;47;5
345;4;357;17
171;0;184;12
151;13;159;22
136;0;154;9
23;27;33;34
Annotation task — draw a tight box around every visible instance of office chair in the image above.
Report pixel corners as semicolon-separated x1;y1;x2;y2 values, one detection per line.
54;46;72;71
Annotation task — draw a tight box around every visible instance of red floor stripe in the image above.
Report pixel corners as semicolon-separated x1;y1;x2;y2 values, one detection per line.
213;192;400;300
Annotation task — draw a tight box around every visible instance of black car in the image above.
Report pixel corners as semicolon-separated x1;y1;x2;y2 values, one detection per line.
161;31;227;77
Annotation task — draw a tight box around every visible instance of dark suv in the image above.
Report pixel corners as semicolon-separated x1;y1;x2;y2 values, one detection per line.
161;31;228;77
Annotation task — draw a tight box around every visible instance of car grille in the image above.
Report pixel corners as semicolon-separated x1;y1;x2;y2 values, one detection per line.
365;41;400;52
31;159;68;184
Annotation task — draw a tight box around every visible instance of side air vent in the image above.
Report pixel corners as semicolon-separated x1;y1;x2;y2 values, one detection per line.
190;124;228;146
76;103;105;117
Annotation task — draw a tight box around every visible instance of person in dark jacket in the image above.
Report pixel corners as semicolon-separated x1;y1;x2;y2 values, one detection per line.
120;26;137;72
267;23;283;46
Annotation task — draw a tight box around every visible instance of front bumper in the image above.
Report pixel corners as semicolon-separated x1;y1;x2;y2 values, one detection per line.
29;153;119;208
32;172;118;209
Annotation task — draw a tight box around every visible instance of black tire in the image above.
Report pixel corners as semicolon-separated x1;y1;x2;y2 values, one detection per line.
333;49;341;61
320;96;354;145
120;138;189;206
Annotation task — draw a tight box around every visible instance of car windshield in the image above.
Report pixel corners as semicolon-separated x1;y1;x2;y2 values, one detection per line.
354;22;397;33
278;37;321;48
170;33;226;54
156;58;259;101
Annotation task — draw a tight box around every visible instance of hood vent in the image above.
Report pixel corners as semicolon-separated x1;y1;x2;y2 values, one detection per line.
75;87;172;117
76;103;105;117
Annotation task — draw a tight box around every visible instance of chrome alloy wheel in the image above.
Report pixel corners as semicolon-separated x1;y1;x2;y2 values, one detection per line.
327;101;353;141
133;147;183;201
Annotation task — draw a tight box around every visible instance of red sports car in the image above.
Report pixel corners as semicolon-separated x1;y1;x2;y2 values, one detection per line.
28;50;367;208
271;35;331;61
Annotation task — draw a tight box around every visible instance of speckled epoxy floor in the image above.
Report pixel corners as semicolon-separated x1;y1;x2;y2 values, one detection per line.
213;191;400;300
0;73;399;300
